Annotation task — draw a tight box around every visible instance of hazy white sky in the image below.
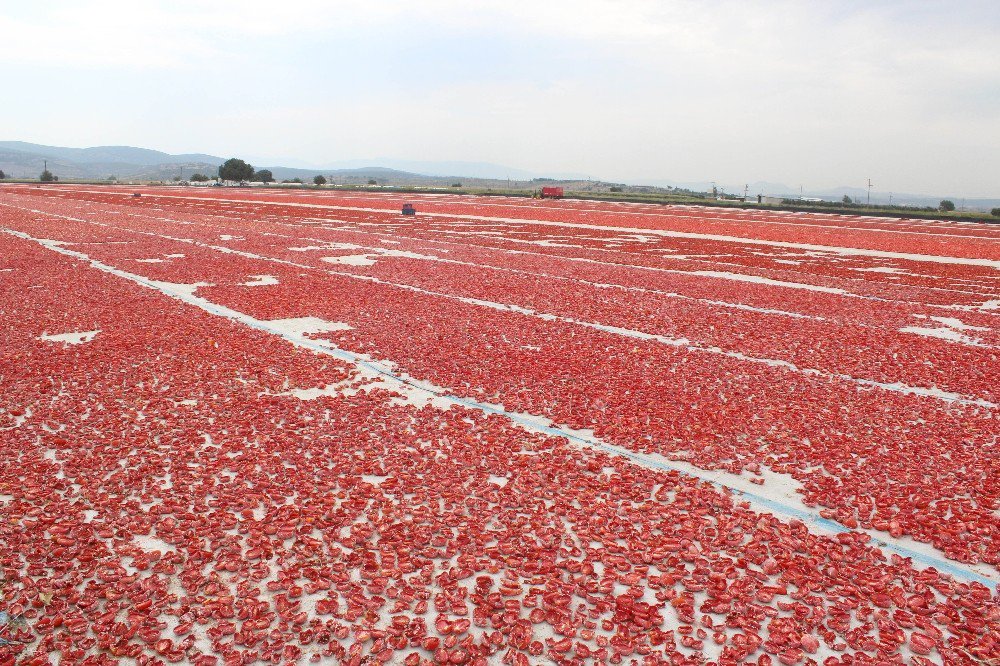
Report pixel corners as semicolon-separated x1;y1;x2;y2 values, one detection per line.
2;0;998;195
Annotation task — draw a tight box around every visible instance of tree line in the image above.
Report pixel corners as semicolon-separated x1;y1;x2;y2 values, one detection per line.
218;158;326;185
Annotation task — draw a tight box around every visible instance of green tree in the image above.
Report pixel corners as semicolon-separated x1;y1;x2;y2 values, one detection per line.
0;169;6;179
991;207;1000;217
842;195;853;204
939;199;956;212
253;169;274;183
40;169;55;182
368;179;377;185
313;175;327;185
218;158;254;182
190;173;210;182
451;183;461;188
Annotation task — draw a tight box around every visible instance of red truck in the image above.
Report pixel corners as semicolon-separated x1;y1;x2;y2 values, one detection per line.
540;186;564;199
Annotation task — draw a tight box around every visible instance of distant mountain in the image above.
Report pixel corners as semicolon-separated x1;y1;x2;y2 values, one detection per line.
785;185;1000;211
0;141;588;183
262;165;428;182
5;141;994;209
632;178;793;196
0;141;223;180
631;177;1000;211
0;141;222;167
313;158;590;181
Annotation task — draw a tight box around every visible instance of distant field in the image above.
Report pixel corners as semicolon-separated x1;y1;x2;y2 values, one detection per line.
1;185;997;664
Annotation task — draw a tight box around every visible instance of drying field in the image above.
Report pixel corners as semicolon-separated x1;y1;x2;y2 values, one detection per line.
1;185;998;665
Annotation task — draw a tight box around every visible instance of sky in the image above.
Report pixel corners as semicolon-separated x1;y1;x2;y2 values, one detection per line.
1;0;999;196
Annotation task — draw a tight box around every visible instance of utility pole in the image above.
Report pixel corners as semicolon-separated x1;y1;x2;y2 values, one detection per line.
888;192;893;206
867;178;873;206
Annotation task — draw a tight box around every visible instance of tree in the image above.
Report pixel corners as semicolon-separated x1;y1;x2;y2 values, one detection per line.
367;179;377;186
40;169;55;182
842;195;853;204
218;158;254;182
991;208;1000;218
190;173;210;182
313;175;327;185
172;175;181;182
0;169;6;179
451;183;461;188
253;169;274;183
939;199;956;212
